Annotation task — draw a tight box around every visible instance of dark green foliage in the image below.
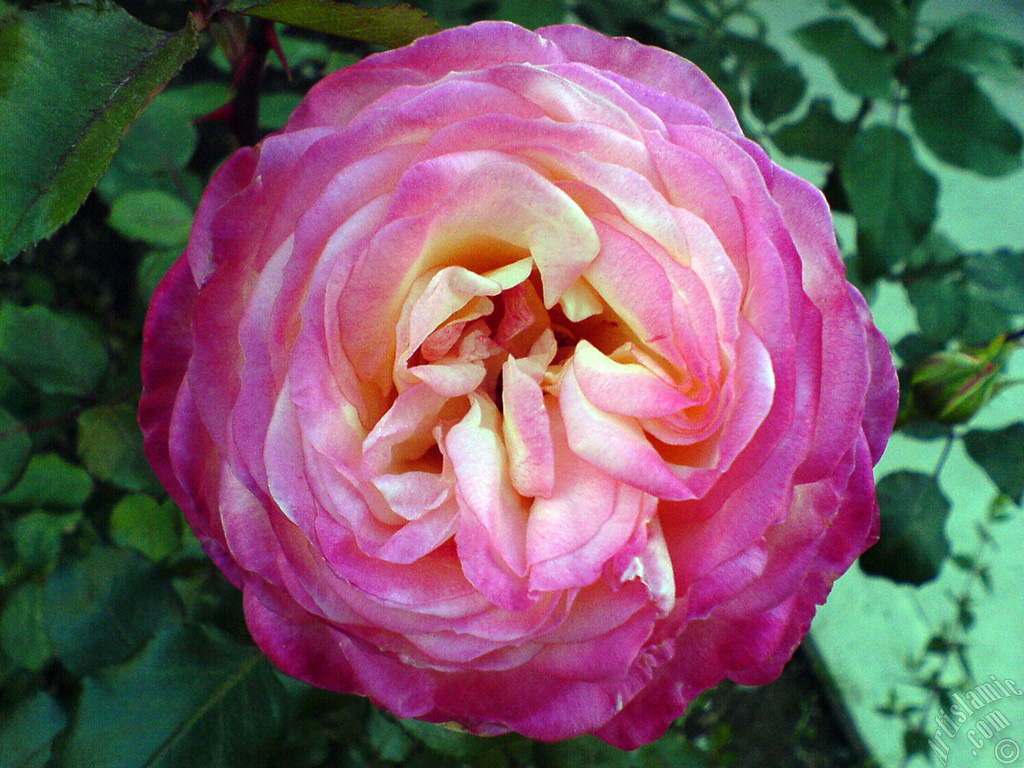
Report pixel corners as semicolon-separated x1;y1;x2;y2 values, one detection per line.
0;407;31;493
843;0;912;48
796;19;896;99
860;471;952;585
913;19;1024;82
0;2;199;260
905;16;1024;176
1;581;53;670
418;0;565;29
10;510;81;572
1;453;93;509
772;98;857;163
114;0;193;31
0;691;68;768
841;126;938;279
748;61;806;125
535;732;711;767
77;403;161;493
963;424;1024;504
44;546;181;675
60;624;289;768
109;494;182;561
901;247;1023;348
227;0;439;46
0;304;109;397
907;64;1023;176
963;249;1024;315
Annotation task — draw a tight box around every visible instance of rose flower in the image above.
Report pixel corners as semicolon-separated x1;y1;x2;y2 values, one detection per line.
140;21;898;748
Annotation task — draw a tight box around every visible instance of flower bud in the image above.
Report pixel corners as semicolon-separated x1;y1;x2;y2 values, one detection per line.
911;335;1012;424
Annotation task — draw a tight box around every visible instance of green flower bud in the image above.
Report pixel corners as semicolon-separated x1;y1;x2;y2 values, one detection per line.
910;334;1013;424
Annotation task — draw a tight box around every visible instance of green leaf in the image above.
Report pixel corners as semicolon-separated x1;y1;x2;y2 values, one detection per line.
0;691;68;768
138;249;183;304
959;291;1019;346
44;546;181;676
274;31;331;70
907;65;1022;177
366;709;415;763
269;719;332;768
0;303;109;396
859;471;951;585
633;730;711;767
894;334;945;371
259;91;305;131
748;61;806;125
536;735;631;767
228;0;439;48
97;163;204;211
915;19;1024;81
0;453;93;509
111;0;194;32
905;275;967;345
0;581;53;671
796;19;896;99
492;0;565;29
157;82;234;123
721;32;786;69
771;98;857;163
108;190;194;249
905;247;1021;346
963;423;1024;504
108;93;198;178
110;494;181;561
398;718;482;759
844;0;911;47
0;406;31;493
906;231;961;271
61;624;288;768
913;274;1015;348
841;125;938;278
12;509;82;571
97;85;216;206
904;727;932;759
0;3;200;260
77;402;160;492
963;248;1024;314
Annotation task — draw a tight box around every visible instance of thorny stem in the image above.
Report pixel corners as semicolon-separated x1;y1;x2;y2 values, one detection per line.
228;18;273;147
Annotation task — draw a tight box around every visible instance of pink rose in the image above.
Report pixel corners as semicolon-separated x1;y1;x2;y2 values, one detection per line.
140;21;898;747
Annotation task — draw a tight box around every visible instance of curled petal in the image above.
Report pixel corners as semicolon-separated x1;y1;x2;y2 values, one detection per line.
447;395;531;610
502;356;556;498
560;359;696;500
573;340;695;418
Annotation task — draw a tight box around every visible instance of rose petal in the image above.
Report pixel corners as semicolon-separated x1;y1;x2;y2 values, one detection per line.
501;356;556;498
446;395;531;610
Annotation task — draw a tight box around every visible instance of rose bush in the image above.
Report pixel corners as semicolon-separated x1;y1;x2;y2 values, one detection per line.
140;21;898;748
